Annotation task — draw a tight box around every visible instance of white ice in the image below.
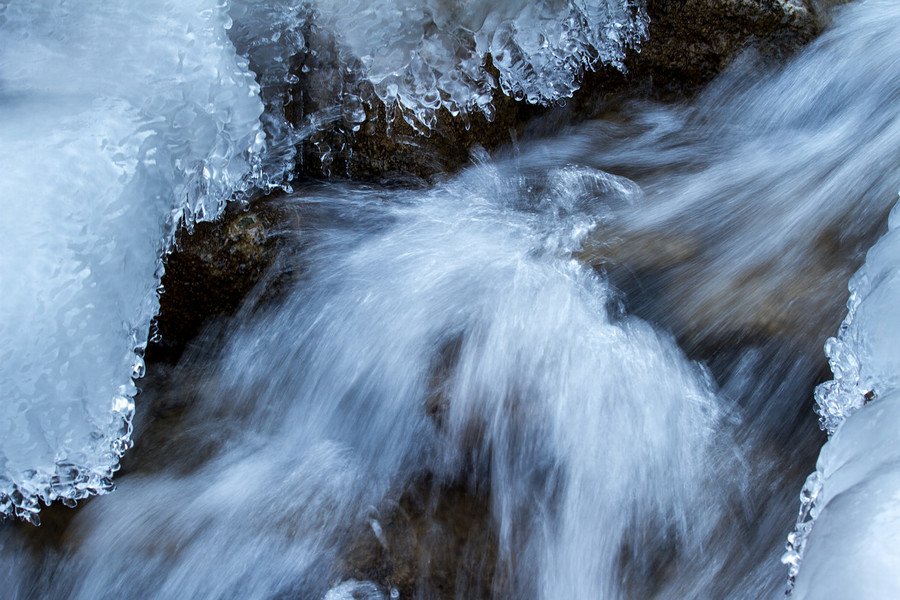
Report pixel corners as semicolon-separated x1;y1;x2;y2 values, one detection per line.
789;197;900;598
0;0;264;521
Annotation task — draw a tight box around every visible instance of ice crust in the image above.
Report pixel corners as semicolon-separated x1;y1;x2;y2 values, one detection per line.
0;0;264;522
784;198;900;596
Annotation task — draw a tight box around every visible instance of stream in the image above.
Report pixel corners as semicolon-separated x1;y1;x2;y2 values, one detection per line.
2;0;900;598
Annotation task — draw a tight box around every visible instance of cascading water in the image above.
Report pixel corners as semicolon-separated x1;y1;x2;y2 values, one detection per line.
0;0;650;524
2;0;900;598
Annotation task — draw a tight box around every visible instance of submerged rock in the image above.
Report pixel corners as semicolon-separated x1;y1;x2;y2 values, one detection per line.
340;482;499;600
574;220;865;354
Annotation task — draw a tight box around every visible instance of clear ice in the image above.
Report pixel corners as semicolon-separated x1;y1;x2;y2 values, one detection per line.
0;0;265;522
265;0;647;131
316;0;648;127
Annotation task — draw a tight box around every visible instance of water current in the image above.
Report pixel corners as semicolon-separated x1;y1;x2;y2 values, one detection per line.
2;0;900;598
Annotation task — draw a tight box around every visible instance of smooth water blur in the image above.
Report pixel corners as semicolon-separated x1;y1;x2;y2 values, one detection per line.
3;0;900;598
530;0;900;350
1;167;744;599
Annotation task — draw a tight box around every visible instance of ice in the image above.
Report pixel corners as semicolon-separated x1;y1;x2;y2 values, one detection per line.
228;0;310;186
785;196;900;596
223;0;647;171
346;0;645;126
279;0;647;131
0;0;264;522
788;389;900;599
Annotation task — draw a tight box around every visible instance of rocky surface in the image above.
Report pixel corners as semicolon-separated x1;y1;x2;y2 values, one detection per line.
624;0;821;95
146;193;302;364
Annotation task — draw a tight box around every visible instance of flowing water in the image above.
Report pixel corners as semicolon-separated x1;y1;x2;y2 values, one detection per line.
2;0;900;598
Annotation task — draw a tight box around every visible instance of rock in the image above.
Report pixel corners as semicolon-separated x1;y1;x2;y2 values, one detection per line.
574;218;868;358
340;481;499;600
624;0;822;96
275;17;542;181
307;88;541;182
146;193;302;364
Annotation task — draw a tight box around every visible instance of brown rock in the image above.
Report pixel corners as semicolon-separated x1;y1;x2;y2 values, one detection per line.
146;193;302;364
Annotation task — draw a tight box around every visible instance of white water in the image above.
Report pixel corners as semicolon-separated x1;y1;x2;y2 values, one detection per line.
2;0;900;598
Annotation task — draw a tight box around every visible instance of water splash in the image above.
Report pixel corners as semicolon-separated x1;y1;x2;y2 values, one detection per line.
0;158;743;598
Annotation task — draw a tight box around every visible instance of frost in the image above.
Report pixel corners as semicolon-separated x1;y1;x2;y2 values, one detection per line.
0;0;265;522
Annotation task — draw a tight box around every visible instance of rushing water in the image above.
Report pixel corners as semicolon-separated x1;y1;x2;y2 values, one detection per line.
3;0;900;598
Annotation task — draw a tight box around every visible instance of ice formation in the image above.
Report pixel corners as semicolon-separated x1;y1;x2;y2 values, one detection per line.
307;0;648;129
0;0;265;522
784;197;900;597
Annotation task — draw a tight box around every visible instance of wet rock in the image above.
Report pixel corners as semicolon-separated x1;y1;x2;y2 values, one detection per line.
309;89;540;182
146;193;302;364
340;481;500;600
621;0;821;97
574;219;865;357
